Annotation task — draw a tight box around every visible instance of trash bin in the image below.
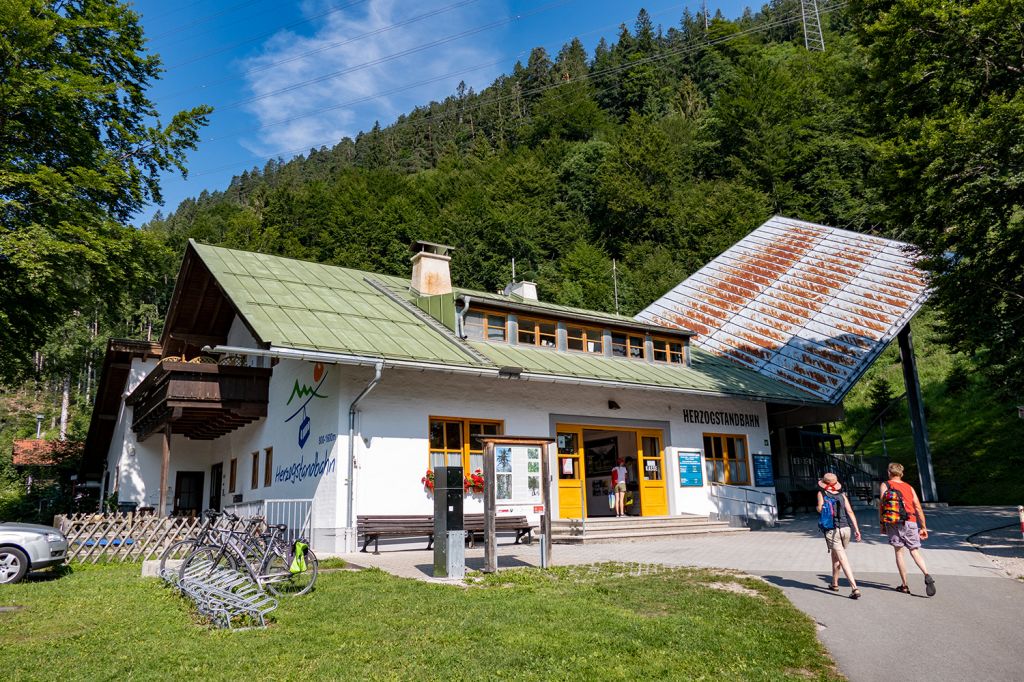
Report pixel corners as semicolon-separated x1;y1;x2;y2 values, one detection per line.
117;501;138;514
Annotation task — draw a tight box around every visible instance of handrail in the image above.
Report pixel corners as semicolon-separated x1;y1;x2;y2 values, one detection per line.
709;483;777;527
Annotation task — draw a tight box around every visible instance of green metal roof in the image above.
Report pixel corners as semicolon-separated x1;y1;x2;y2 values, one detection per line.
468;341;814;402
189;240;820;404
190;241;485;366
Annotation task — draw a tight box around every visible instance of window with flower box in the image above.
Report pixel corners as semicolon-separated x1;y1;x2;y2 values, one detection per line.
429;417;503;473
566;325;603;354
464;311;506;342
611;332;645;359
517;317;557;348
652;338;686;364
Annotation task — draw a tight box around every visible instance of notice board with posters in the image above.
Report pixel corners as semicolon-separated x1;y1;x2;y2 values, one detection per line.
752;454;774;487
481;437;554;573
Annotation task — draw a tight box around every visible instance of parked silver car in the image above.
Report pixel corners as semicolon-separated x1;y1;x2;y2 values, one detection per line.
0;522;69;584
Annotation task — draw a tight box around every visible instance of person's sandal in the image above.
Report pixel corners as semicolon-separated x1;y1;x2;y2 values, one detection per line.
924;574;936;597
895;585;911;594
828;584;839;592
849;589;861;600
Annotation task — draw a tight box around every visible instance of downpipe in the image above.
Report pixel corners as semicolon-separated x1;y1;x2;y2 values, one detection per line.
347;362;383;552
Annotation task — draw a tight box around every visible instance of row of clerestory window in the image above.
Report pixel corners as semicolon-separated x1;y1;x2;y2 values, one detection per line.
463;310;686;364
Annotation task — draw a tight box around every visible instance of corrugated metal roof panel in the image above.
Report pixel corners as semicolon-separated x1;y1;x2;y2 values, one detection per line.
636;216;930;403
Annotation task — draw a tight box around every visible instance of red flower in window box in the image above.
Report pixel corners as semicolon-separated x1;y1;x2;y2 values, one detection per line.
421;469;435;492
464;469;485;494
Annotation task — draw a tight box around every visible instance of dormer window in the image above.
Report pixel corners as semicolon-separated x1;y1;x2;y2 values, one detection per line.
465;311;506;341
611;333;645;359
518;318;557;348
653;338;686;364
566;326;603;354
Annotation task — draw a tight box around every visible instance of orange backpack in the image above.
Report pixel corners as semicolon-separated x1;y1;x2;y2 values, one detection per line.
880;485;909;526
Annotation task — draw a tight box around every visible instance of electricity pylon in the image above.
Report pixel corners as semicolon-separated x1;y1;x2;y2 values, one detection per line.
800;0;825;51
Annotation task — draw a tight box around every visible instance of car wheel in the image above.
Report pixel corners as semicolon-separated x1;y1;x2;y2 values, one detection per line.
0;547;29;584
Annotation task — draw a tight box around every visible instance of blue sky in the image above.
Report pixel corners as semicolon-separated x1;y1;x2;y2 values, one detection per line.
133;0;752;225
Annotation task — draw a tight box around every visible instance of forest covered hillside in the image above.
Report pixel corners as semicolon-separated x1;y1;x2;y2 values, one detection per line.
2;0;1022;517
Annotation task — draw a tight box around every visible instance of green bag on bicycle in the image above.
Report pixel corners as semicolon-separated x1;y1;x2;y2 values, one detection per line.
290;540;308;574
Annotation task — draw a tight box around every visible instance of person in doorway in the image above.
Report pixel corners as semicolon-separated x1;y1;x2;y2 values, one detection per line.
880;462;935;596
611;458;628;517
817;472;863;599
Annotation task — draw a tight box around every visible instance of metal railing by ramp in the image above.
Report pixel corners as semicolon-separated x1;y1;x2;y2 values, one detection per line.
224;499;312;543
709;484;778;527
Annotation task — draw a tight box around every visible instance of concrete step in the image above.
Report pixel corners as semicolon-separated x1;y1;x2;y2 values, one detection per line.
549;515;747;544
550;525;748;545
557;512;716;528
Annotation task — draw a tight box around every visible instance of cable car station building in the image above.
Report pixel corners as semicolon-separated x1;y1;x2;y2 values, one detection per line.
84;217;929;553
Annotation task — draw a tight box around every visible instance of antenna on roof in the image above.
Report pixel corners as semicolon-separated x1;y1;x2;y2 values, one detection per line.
613;259;620;315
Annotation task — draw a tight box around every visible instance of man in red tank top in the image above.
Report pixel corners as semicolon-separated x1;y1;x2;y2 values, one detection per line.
880;462;936;596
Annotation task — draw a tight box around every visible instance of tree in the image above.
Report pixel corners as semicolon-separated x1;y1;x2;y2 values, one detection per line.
0;1;211;381
851;0;1024;395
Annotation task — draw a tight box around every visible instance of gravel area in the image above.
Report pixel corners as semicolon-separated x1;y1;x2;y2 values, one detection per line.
970;525;1024;579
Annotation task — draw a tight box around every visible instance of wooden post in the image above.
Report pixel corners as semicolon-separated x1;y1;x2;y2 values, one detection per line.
483;441;496;573
158;425;170;517
541;443;552;567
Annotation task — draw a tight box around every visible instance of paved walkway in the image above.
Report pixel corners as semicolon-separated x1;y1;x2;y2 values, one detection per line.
336;506;1023;681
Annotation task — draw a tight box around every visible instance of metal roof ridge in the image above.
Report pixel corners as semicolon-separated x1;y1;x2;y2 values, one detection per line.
363;276;494;366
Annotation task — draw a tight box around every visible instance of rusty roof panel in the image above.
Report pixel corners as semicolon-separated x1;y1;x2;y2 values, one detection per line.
636;216;930;403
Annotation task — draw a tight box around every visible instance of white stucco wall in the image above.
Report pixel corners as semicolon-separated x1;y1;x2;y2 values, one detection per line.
106;339;779;551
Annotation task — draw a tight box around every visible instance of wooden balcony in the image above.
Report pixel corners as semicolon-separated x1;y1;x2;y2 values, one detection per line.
127;360;271;442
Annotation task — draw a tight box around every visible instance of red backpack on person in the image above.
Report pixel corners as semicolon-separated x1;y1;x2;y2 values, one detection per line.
880;484;909;527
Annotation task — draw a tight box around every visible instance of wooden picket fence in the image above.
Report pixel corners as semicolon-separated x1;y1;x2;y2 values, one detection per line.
54;513;203;564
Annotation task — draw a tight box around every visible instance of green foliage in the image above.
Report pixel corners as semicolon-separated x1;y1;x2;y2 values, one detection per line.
851;0;1024;396
0;0;210;382
835;308;1024;504
866;376;894;420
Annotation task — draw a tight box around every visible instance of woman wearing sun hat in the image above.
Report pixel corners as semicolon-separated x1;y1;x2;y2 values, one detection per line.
817;472;863;599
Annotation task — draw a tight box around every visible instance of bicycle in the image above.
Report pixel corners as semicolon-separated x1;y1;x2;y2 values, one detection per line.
158;509;233;574
179;519;318;597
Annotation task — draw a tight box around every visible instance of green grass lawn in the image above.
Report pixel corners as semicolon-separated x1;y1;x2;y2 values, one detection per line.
0;562;840;681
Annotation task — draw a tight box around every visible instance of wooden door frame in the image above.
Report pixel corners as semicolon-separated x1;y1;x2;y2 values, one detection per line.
173;470;205;517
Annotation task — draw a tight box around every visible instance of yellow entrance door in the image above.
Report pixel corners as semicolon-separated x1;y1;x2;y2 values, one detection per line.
555;425;585;519
637;429;668;516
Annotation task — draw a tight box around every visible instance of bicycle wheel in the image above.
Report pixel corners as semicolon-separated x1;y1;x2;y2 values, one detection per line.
178;545;237;582
262;547;318;597
158;539;198;575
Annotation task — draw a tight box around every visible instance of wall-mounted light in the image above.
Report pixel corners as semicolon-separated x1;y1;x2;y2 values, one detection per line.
608;400;621;410
498;366;523;379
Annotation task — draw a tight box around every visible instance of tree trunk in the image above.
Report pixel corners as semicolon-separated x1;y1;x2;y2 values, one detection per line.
60;374;70;441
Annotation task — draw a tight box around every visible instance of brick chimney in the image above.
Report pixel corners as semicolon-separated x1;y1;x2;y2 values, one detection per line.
410;241;455;296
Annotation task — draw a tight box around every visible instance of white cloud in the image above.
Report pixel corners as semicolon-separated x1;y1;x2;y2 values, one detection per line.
239;0;502;156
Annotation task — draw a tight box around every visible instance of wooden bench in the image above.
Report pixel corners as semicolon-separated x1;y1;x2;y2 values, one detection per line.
357;514;535;554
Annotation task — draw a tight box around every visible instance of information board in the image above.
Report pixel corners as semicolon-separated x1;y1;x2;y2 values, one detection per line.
752;453;774;487
492;444;544;510
678;451;703;487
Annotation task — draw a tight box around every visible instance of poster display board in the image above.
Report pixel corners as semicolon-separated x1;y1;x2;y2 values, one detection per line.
678;450;703;487
482;437;553;573
493;444;545;511
752;453;774;488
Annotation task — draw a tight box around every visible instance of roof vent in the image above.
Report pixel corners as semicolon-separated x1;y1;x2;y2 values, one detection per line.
503;281;538;301
410;241;455;296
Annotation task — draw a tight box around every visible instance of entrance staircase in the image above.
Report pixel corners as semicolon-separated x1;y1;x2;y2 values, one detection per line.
549;514;747;545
